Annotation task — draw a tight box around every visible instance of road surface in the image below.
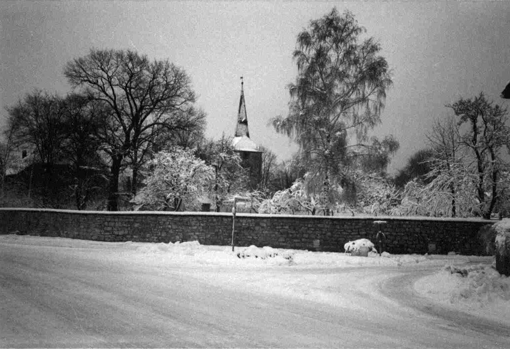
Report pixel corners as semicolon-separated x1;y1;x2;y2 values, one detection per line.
1;238;509;348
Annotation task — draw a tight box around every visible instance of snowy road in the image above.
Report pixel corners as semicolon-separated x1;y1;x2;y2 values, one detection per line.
1;236;509;348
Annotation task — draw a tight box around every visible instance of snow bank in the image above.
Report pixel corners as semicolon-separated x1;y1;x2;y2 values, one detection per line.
292;249;429;267
237;245;294;263
237;245;279;259
416;264;510;324
444;264;510;304
129;240;432;268
0;234;438;268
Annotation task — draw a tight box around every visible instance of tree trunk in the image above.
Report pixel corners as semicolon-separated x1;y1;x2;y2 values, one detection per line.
0;169;5;199
131;165;138;196
75;171;84;210
74;165;90;210
42;162;54;207
450;184;456;218
107;155;123;211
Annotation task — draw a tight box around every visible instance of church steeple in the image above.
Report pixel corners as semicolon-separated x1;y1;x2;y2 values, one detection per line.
231;76;262;190
235;76;250;138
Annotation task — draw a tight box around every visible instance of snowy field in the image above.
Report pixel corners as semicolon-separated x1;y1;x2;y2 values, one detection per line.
1;234;509;348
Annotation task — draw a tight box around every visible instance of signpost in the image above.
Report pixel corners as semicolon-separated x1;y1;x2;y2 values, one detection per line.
373;220;387;256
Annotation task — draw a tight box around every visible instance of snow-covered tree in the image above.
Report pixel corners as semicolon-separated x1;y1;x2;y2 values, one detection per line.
270;8;396;211
259;179;314;215
259;177;343;215
448;93;510;218
392;163;480;218
133;147;214;211
354;172;400;215
196;135;248;211
394;95;510;218
489;219;510;276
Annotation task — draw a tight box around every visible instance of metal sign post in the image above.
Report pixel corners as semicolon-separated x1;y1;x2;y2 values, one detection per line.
373;220;387;256
231;201;236;252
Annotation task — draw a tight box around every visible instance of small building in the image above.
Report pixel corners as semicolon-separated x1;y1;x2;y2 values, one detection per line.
232;78;262;190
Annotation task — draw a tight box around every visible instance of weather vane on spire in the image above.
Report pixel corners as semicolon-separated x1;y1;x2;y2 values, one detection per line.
240;76;244;92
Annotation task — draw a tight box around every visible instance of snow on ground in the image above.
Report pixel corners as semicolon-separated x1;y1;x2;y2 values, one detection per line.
0;234;490;271
1;234;507;325
415;263;510;324
0;234;444;268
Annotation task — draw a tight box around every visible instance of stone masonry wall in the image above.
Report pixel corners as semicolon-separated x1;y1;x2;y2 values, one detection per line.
0;208;494;255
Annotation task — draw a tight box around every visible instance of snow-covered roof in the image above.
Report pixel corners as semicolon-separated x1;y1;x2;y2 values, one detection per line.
232;136;261;153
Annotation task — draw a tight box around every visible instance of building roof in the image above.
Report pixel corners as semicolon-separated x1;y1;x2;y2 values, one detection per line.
235;77;250;138
232;136;261;153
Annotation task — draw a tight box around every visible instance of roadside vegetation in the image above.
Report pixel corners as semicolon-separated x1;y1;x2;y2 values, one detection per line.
1;8;509;219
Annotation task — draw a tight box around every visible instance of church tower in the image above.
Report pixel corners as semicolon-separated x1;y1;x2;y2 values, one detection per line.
232;77;262;190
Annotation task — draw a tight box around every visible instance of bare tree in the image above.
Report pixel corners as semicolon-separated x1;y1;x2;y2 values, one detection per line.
7;90;67;170
426;116;463;217
258;145;278;193
447;93;510;219
402;95;510;218
64;49;200;210
6;90;68;205
61;93;107;210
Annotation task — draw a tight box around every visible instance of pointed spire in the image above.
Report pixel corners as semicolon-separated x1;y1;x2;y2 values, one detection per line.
235;76;250;138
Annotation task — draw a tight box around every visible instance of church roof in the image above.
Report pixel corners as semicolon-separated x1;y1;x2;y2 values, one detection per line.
232;78;262;153
232;136;261;153
235;77;250;138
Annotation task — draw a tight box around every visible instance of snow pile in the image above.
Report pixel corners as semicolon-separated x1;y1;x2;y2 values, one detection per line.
0;234;443;268
130;241;242;265
292;249;429;267
344;238;376;253
128;239;426;267
234;245;295;266
127;241;297;266
237;245;279;259
416;263;510;324
237;245;293;261
444;264;510;304
135;240;201;255
492;218;510;256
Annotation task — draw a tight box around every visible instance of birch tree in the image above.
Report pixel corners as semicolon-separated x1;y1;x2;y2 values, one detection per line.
270;8;395;211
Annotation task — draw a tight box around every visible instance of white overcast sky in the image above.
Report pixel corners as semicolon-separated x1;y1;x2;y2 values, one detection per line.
1;0;509;173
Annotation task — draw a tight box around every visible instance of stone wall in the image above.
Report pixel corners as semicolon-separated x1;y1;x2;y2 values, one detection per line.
0;208;494;255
